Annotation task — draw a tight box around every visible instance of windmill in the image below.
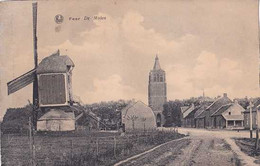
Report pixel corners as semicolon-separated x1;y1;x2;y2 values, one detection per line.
7;3;102;132
7;2;39;128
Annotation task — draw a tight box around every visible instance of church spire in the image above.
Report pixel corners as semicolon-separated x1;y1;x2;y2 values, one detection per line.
153;54;161;70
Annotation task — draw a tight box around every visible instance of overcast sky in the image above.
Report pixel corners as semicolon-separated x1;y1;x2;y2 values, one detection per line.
0;0;259;119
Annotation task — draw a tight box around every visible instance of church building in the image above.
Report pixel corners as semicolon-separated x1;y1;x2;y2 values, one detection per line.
148;55;167;127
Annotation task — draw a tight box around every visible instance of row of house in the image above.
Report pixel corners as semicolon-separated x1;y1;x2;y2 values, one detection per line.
181;93;260;129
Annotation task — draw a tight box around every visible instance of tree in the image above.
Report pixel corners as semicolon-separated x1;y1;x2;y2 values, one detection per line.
163;100;183;127
127;115;138;130
85;100;131;129
141;117;146;132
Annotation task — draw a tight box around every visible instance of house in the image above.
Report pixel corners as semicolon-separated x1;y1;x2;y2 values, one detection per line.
211;101;245;129
37;107;75;131
75;110;102;131
182;104;196;128
181;106;190;114
194;102;212;128
204;93;232;128
243;98;260;129
121;101;156;131
180;106;189;124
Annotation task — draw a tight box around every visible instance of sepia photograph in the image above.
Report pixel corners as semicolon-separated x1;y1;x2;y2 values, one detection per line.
0;0;260;165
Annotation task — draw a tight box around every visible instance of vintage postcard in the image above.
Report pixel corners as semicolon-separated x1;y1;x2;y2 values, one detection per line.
0;0;260;165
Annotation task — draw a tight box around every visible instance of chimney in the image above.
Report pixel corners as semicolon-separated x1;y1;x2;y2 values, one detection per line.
233;99;238;104
223;93;227;97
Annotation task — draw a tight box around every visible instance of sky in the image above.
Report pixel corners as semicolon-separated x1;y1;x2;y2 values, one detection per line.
0;0;259;119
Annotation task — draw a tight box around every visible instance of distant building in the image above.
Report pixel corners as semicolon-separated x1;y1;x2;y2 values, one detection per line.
243;99;260;129
211;101;245;129
194;103;212;128
194;93;232;128
204;93;232;128
182;104;196;128
148;55;167;127
75;110;101;131
121;101;156;131
180;106;190;126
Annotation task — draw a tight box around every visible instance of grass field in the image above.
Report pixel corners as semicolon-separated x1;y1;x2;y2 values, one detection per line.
1;129;184;166
234;138;260;164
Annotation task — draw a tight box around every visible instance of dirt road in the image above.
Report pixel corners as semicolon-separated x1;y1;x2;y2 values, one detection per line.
116;128;258;166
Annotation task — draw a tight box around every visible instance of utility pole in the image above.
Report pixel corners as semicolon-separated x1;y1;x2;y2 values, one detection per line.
256;0;260;150
29;117;36;166
31;3;38;166
248;101;254;139
256;105;259;150
32;2;39;130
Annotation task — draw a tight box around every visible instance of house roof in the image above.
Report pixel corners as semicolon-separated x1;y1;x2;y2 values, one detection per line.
121;101;155;119
185;106;201;119
211;104;232;116
206;95;232;116
37;50;74;74
194;102;212;119
183;104;195;119
195;110;206;119
223;115;243;121
181;106;189;113
38;108;75;120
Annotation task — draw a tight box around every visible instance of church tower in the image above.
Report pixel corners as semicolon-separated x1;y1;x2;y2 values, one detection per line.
148;55;167;127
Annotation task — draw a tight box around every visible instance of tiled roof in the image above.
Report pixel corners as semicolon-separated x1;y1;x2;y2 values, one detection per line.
181;106;189;113
185;106;200;119
194;102;212;119
223;114;243;121
183;104;195;118
211;104;232;116
206;96;232;116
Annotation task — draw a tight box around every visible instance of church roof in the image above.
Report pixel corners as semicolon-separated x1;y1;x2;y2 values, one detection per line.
153;55;161;70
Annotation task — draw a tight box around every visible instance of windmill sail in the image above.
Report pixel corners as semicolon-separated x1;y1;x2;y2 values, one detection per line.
7;69;36;95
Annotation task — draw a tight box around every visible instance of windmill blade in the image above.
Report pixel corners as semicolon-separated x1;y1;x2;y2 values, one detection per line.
7;68;36;95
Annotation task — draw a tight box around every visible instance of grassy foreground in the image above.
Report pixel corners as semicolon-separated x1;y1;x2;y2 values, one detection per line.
1;129;185;166
234;138;260;164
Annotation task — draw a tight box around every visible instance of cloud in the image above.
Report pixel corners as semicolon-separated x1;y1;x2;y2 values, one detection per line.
38;11;200;103
84;74;144;103
1;6;258;121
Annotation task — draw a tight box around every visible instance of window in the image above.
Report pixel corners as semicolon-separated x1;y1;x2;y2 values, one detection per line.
160;76;163;82
156;74;159;82
229;112;231;115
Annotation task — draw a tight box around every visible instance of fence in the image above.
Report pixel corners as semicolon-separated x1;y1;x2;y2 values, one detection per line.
2;128;181;165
